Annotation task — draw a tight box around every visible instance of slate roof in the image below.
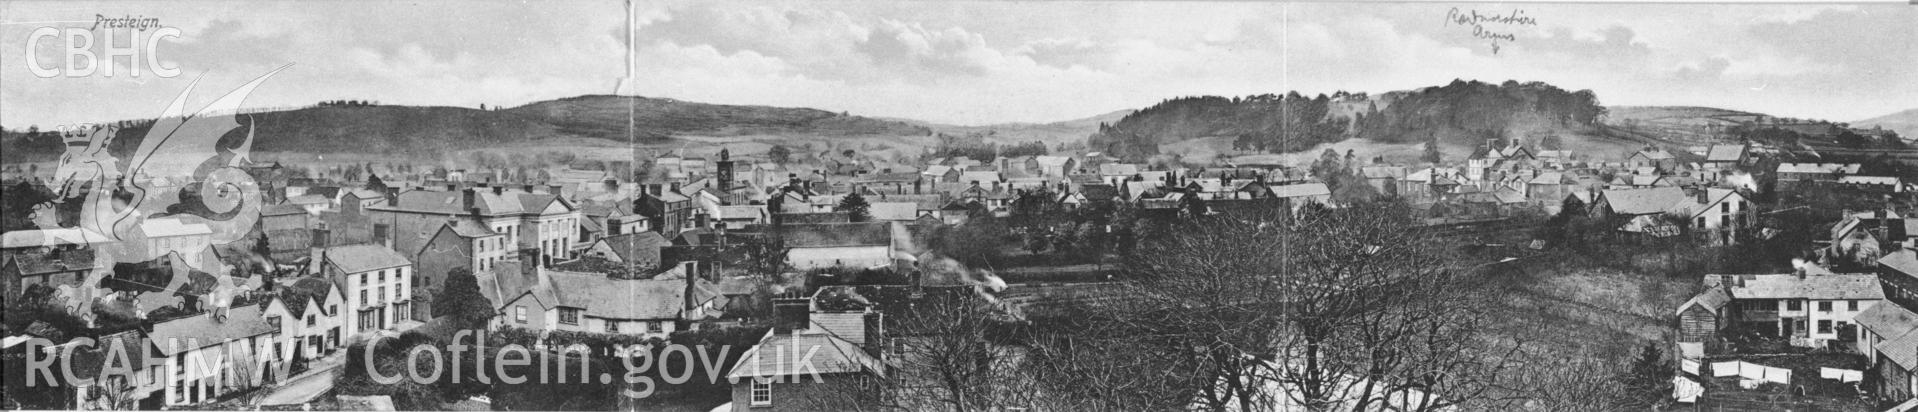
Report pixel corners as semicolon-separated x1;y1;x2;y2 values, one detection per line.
2;247;100;275
1599;187;1688;215
958;171;1002;185
1878;329;1918;369
147;304;275;356
921;165;953;177
726;332;885;379
0;228;113;249
1705;145;1746;162
1776;163;1862;175
1854;302;1918;338
478;261;546;310
446;219;501;238
599;232;666;265
1270;183;1331;198
1035;156;1073;169
545;271;724;321
282;277;339;316
324;244;411;273
1880;249;1918;276
1675;286;1732;315
1703;273;1884;300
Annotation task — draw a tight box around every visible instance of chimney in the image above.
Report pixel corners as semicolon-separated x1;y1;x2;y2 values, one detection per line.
522;184;535;194
310;228;330;248
772;295;812;335
492;186;504;196
914;178;923;195
991;181;1002;192
445;183;457;191
384;187;400;206
549;184;563;195
1696;190;1708;205
462;188;477;211
518;247;543;269
670;182;681;194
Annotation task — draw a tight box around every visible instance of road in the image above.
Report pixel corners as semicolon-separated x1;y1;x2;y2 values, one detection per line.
255;366;337;406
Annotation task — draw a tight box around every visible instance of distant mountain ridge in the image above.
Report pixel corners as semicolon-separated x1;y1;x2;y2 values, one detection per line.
0;95;932;163
1855;108;1918;140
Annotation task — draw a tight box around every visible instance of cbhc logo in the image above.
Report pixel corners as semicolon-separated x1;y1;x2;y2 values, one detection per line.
26;26;181;78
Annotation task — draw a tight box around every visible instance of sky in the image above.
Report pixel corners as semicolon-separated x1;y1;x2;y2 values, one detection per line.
3;1;1913;130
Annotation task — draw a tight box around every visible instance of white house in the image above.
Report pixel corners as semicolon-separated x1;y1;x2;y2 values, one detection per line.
140;217;212;261
146;305;280;406
1703;271;1883;346
310;244;415;337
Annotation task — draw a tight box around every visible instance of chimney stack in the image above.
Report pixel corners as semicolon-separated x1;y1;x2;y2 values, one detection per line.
385;187;400;206
772;294;812;335
492;186;504;196
462;188;477;212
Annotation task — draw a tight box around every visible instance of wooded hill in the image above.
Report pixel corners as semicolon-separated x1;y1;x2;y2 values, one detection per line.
1087;79;1607;160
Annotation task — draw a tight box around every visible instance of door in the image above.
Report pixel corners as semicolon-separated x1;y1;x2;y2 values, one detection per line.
1781;319;1794;336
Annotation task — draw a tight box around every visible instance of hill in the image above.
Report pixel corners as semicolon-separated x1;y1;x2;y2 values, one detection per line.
507;95;930;140
1606;106;1763;126
911;109;1134;149
1855;109;1918;141
1087;80;1611;161
0;96;933;163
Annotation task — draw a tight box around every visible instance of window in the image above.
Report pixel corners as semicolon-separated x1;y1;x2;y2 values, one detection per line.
1850;300;1860;311
1696;217;1705;228
515;307;528;323
395;303;411;322
750;380;772;405
1818;320;1833;334
1819;301;1833;312
359;291;367;305
378;270;385;283
648;321;663;334
307;315;316;327
559;308;580;325
1721;202;1729;213
607;322;621;333
1787;300;1801;311
359;273;367;286
266;315;281;330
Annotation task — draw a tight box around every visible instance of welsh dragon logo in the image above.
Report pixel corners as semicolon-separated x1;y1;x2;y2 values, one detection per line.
32;67;288;319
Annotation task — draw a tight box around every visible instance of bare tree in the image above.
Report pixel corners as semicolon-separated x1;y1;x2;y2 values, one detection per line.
1039;200;1528;412
794;291;1040;412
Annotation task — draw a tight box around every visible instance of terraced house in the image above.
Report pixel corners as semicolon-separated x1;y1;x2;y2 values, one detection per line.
365;185;581;267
